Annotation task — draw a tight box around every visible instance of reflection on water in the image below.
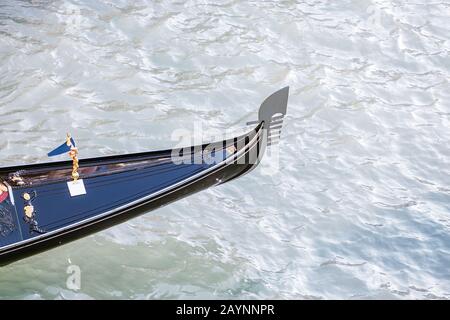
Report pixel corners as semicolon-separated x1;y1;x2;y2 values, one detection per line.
1;0;450;299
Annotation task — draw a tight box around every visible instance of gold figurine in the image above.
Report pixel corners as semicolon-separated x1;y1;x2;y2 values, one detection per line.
24;205;34;219
67;133;80;182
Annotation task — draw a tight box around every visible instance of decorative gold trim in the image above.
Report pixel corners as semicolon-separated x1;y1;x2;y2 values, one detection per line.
66;133;80;182
66;133;72;146
24;205;34;219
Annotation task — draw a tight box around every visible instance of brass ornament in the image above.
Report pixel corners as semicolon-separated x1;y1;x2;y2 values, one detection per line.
66;133;80;182
24;205;34;218
70;147;79;182
23;193;31;201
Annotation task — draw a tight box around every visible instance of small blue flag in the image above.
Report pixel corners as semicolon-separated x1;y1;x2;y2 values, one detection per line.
48;138;76;157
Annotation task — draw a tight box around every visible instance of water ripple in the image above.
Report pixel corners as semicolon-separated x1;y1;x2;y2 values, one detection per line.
0;0;450;300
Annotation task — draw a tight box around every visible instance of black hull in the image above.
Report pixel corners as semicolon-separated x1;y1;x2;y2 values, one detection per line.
0;86;288;266
0;124;264;266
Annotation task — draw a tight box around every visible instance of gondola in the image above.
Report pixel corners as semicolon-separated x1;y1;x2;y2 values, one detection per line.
0;87;289;266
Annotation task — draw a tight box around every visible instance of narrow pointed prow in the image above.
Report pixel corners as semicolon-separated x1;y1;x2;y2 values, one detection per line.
247;87;289;147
